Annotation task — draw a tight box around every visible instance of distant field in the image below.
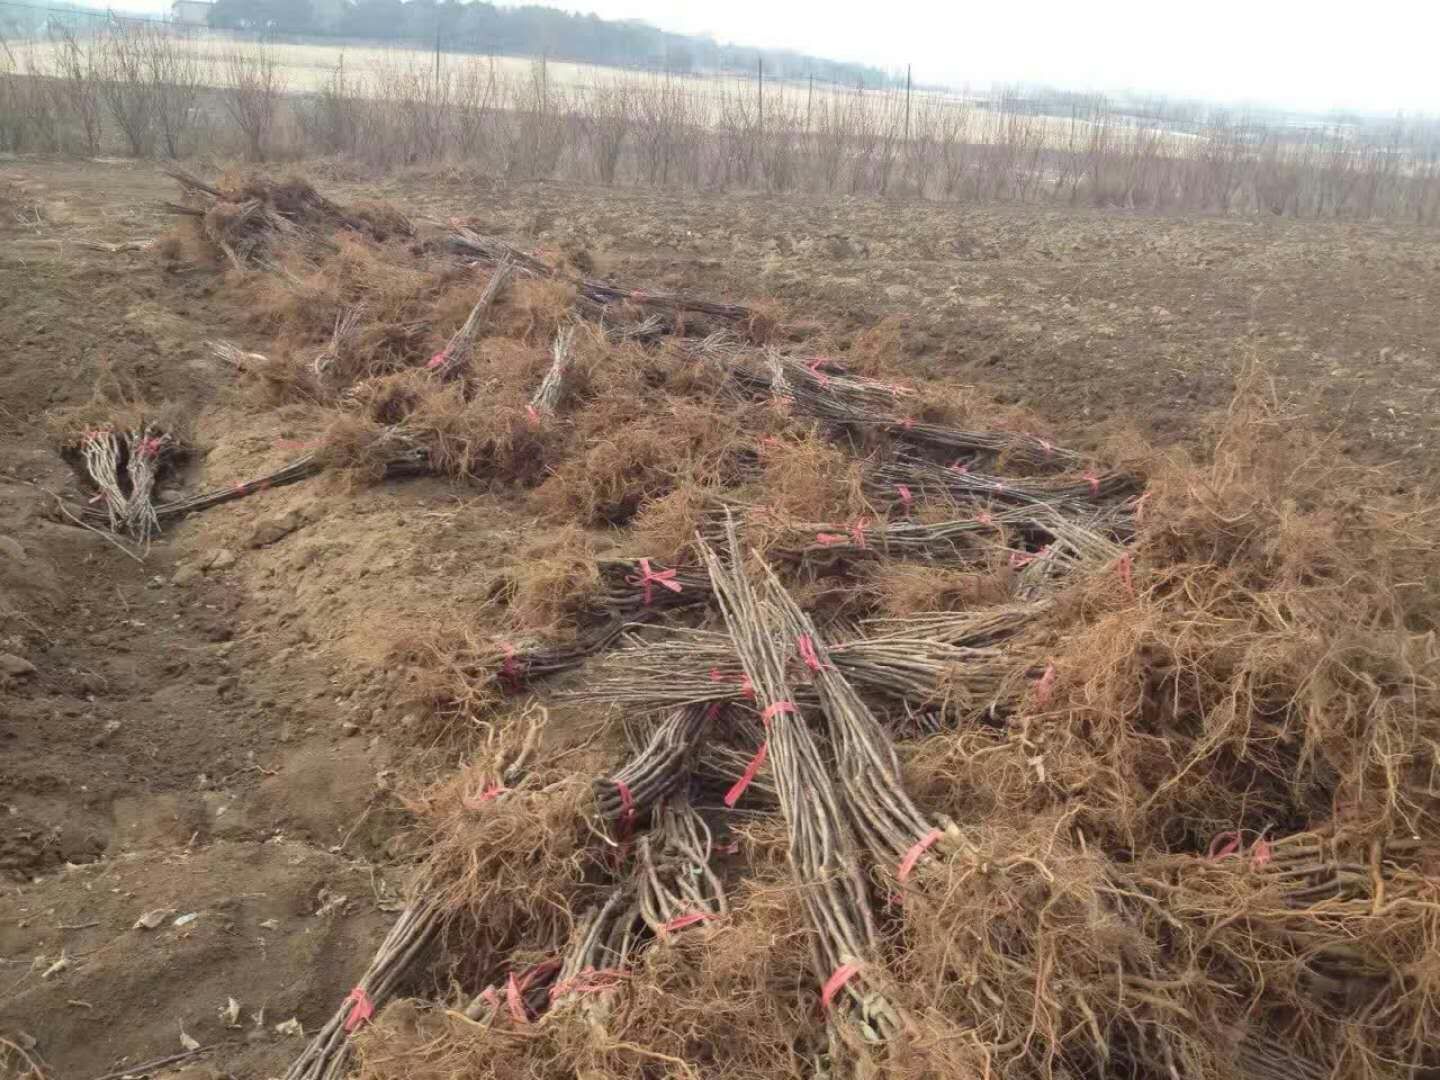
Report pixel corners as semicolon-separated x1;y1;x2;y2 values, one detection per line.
14;30;1186;152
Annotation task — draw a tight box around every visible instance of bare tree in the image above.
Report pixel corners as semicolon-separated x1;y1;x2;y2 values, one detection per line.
147;28;203;159
577;79;632;184
221;46;286;162
97;25;157;158
52;28;104;156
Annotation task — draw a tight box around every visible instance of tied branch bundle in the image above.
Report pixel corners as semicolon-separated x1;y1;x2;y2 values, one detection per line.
698;517;902;1041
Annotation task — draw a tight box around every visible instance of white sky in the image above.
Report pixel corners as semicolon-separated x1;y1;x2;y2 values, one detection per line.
115;0;1440;113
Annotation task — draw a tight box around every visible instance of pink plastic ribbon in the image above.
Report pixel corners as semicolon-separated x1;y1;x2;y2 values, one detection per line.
848;518;868;549
661;912;712;936
1033;662;1057;706
724;702;796;807
796;635;829;674
343;986;374;1033
627;558;683;607
897;829;943;882
462;783;507;810
614;779;636;839
821;963;862;1011
709;669;755;700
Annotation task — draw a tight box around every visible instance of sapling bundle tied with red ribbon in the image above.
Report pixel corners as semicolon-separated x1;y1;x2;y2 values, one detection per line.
592;703;712;831
883;419;1084;475
62;420;187;543
426;258;514;381
570;623;1038;730
594;557;710;618
868;456;1141;520
634;796;729;944
527;323;576;421
284;898;446;1080
753;558;967;885
698;516;905;1046
763;348;916;425
311;303;368;379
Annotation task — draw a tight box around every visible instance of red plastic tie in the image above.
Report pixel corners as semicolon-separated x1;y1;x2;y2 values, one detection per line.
343;986;375;1033
806;357;831;387
550;967;628;1000
725;702;794;806
517;959;560;992
630;290;648;302
898;829;943;883
976;510;993;526
848;518;868;550
1010;546;1049;570
499;642;521;685
949;459;969;473
815;532;847;546
723;742;768;808
614;779;636;838
993;480;1007;492
821;963;862;1012
1034;662;1057;706
896;484;913;511
796;635;829;674
505;973;528;1024
525;404;541;426
761;701;797;723
709;669;755;700
1135;490;1153;524
1251;836;1274;868
661;912;712;936
1208;831;1243;861
627;558;682;607
899;416;916;431
705;702;723;721
426;350;448;371
462;782;507;810
1084;471;1101;497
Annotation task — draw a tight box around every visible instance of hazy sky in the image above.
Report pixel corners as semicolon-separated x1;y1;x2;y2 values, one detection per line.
116;0;1440;113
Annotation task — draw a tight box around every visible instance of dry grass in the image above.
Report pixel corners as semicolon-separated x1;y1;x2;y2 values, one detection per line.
402;746;601;990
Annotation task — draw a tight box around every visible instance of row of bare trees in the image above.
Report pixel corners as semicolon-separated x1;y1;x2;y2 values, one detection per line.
0;25;286;161
3;28;1439;222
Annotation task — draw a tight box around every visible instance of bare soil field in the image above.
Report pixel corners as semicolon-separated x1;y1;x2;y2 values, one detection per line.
0;159;1437;1080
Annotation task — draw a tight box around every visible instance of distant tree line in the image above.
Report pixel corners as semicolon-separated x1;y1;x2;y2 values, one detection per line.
205;0;895;85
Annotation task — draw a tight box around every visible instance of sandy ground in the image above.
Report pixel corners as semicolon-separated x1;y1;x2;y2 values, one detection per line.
0;158;1437;1078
